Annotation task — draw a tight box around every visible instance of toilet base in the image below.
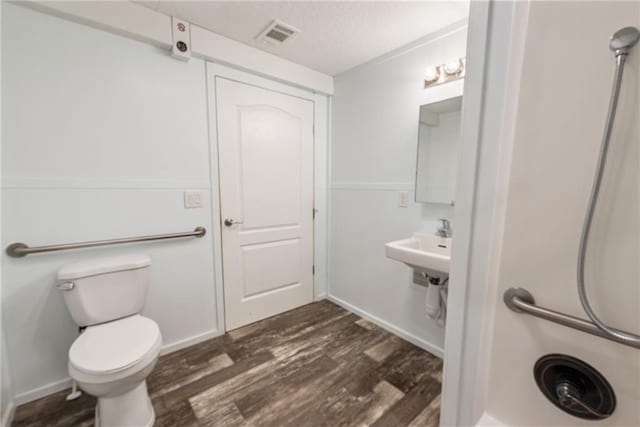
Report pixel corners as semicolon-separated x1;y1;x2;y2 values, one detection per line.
94;381;155;427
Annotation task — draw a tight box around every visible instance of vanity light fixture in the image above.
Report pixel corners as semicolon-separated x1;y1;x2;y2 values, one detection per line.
424;57;466;88
424;66;440;83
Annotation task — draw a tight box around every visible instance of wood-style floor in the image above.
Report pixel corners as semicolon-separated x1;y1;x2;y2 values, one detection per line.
12;300;443;427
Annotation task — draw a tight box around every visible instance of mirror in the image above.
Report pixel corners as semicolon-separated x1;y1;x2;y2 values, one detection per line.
415;96;462;204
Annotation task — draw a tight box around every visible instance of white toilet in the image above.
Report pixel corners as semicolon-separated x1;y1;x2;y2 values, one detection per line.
57;254;162;427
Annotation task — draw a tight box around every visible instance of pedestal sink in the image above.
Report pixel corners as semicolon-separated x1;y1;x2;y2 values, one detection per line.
385;232;452;278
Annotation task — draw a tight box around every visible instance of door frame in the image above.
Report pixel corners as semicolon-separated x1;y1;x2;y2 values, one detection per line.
440;1;529;426
205;62;330;334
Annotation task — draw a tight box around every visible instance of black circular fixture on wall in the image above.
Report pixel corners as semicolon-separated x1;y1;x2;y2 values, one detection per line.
533;354;616;420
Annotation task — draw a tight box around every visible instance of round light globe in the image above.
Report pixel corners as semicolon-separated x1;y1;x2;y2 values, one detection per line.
444;58;462;75
424;66;440;82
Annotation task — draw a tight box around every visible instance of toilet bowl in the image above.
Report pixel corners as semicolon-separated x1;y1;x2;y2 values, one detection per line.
57;254;162;427
68;315;162;427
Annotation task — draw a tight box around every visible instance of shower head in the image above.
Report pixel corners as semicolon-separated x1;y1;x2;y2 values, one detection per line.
609;26;640;56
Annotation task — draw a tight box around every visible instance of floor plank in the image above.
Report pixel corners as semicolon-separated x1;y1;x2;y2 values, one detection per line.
371;376;441;427
408;395;441;427
12;300;443;427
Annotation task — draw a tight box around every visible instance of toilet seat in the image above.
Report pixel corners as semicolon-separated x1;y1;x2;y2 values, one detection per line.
69;315;161;380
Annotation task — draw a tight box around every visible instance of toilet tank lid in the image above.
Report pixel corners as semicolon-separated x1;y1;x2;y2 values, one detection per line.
58;254;151;280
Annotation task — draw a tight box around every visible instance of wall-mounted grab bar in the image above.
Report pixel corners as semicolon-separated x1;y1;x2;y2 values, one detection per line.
504;288;640;350
6;226;206;258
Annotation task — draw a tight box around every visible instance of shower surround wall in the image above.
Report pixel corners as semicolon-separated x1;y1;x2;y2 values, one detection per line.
329;23;467;356
476;2;640;425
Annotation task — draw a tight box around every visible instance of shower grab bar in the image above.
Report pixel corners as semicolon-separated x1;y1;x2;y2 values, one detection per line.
6;226;207;258
504;288;640;350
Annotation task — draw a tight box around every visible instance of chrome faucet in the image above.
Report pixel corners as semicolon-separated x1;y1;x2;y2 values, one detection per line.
436;218;452;238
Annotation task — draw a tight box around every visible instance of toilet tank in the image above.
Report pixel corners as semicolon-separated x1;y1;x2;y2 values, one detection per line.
57;254;151;327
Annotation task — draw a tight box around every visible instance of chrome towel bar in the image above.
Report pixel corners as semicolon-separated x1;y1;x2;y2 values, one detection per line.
504;288;640;350
6;226;206;258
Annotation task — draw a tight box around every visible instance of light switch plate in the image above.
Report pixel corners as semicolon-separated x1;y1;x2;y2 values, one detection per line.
184;191;203;208
398;191;409;208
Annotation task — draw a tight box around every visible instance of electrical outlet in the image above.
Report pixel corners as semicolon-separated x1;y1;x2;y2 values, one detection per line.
398;191;409;208
184;191;203;208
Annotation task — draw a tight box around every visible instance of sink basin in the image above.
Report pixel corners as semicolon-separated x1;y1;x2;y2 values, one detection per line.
385;232;452;278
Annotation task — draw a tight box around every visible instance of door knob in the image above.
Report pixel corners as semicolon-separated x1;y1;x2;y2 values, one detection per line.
224;218;243;227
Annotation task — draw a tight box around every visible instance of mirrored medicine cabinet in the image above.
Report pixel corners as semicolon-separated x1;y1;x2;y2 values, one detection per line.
415;95;462;205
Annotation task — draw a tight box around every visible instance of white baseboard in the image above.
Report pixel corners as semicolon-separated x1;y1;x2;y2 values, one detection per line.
14;377;72;406
315;293;328;301
327;295;444;359
160;329;223;356
13;328;223;406
1;402;15;427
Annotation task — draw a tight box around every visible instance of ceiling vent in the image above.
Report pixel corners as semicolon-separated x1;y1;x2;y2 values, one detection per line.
256;20;300;45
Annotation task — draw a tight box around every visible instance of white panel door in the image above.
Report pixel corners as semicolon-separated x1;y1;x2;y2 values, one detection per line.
216;77;314;330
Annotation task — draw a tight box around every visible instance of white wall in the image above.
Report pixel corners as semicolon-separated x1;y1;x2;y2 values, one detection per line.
478;2;639;425
23;1;334;95
329;22;467;356
1;4;219;402
1;3;331;405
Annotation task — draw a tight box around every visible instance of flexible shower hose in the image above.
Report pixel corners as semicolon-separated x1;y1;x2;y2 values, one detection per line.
576;50;640;346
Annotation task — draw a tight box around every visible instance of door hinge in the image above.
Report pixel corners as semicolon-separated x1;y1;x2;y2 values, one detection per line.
313;265;315;275
313;208;318;219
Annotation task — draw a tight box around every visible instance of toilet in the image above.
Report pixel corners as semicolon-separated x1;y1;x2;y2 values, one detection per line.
57;254;162;427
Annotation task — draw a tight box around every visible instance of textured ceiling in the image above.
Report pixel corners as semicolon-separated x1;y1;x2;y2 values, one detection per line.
138;1;469;76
